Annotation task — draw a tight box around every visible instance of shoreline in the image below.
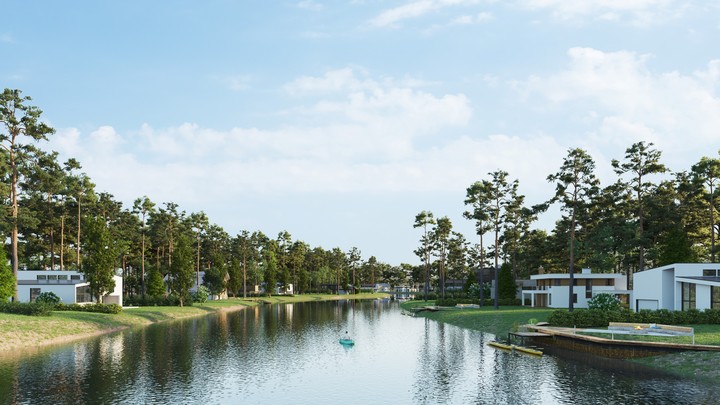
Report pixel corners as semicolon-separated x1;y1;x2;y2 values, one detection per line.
0;293;388;357
400;300;720;381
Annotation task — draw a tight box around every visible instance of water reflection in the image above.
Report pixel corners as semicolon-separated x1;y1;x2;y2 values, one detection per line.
0;300;718;404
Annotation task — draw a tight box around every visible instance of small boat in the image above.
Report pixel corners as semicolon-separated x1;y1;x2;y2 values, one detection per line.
513;345;543;356
339;338;355;346
488;341;542;356
488;341;513;351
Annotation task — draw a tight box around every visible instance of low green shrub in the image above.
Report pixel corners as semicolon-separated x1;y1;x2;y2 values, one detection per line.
192;286;209;303
35;292;61;305
54;303;122;314
550;307;720;327
0;302;53;316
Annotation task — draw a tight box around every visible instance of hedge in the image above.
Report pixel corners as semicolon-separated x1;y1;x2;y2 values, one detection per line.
0;302;53;316
54;303;123;314
548;308;720;327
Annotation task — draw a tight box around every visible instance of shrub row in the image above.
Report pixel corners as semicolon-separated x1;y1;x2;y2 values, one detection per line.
123;294;194;307
548;308;720;327
55;303;123;314
0;302;53;316
435;298;521;307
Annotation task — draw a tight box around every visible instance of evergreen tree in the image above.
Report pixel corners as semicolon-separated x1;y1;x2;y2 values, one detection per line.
498;263;516;301
82;216;117;303
146;267;166;297
169;233;194;306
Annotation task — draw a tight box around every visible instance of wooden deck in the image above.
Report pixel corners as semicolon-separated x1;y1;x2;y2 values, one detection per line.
523;324;720;358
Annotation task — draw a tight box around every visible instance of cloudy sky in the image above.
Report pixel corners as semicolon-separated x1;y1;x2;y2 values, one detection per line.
3;1;719;265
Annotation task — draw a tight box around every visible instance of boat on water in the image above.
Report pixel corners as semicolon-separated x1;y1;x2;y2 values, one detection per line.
487;341;542;356
339;338;355;346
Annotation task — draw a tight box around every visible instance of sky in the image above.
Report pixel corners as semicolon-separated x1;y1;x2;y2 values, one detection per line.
2;1;720;265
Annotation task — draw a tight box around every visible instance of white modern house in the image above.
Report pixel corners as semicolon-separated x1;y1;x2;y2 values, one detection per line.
521;268;630;309
17;270;123;305
633;263;720;311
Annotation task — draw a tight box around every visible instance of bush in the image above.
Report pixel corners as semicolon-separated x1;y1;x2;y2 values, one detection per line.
35;291;61;305
587;293;620;311
192;286;209;303
0;302;53;316
55;303;122;314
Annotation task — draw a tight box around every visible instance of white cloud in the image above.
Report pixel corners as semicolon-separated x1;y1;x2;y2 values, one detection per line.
1;34;13;43
520;47;720;170
370;0;481;27
47;68;478;206
517;0;691;26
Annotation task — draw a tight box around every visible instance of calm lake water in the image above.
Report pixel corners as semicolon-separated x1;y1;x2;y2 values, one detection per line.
0;299;717;404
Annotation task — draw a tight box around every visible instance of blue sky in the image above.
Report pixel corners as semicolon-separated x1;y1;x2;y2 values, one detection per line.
3;1;720;265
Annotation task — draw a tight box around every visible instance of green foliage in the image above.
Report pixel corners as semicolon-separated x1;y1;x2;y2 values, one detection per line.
0;249;14;301
82;216;118;302
498;263;516;300
193;285;209;303
55;303;122;314
35;291;61;305
169;233;195;306
146;267;166;297
0;302;53;316
124;294;192;307
203;267;227;296
549;308;720;327
587;293;621;311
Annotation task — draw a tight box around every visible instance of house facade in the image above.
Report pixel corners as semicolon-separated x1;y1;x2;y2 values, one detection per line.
17;270;123;305
633;263;720;311
521;268;629;309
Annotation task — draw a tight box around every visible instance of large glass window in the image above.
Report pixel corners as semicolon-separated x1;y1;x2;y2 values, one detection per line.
704;269;717;277
682;282;696;311
712;286;720;309
76;285;92;303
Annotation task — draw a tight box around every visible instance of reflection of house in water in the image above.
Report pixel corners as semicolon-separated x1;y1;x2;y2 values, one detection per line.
17;270;123;305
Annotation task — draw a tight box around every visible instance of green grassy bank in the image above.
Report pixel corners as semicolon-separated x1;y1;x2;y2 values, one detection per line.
400;300;554;337
401;300;720;381
0;293;388;354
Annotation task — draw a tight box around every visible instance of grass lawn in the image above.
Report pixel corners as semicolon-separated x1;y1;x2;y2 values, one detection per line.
400;300;554;336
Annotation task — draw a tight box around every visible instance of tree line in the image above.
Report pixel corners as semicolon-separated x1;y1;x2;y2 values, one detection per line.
416;145;719;309
1;89;417;304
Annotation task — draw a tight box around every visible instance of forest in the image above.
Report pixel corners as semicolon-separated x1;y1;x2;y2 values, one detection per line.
2;88;720;304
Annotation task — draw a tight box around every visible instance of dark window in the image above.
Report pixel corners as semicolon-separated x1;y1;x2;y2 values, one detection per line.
704;269;717;277
586;279;593;299
713;286;720;310
573;294;578;304
30;288;41;302
682;282;696;311
36;275;47;281
58;275;68;280
71;275;81;280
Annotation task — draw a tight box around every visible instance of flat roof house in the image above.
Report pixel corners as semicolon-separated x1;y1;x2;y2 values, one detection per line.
633;263;720;312
17;270;123;306
521;268;629;309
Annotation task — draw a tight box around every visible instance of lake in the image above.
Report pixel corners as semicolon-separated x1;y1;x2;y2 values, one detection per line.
0;299;717;404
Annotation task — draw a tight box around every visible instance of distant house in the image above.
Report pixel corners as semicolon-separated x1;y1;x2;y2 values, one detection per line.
253;283;294;295
633;263;720;311
17;270;123;305
520;268;629;309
